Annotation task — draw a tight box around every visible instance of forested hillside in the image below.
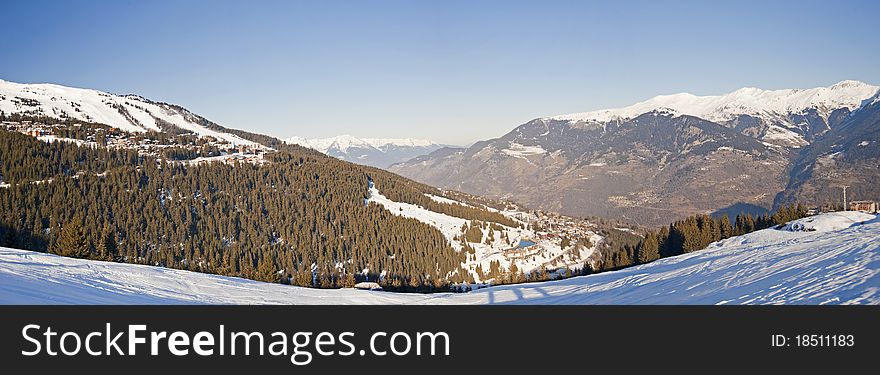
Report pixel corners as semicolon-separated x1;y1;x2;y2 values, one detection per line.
0;126;518;291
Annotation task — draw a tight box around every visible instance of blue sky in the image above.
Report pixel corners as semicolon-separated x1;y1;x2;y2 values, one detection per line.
2;0;878;145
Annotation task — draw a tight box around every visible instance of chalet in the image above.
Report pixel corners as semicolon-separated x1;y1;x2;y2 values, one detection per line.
849;200;877;213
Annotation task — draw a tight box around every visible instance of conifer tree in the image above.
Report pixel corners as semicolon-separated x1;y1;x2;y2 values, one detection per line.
636;231;660;264
57;217;89;258
719;215;733;239
97;224;116;261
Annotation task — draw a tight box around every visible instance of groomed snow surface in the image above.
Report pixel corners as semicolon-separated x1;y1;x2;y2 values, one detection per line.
0;211;877;305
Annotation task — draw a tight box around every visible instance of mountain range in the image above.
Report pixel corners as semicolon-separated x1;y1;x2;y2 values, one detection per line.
0;78;616;290
390;80;880;225
0;79;449;169
2;77;878;299
4;77;878;228
284;135;448;168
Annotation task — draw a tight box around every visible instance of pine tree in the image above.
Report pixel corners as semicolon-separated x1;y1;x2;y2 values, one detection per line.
56;217;89;258
256;256;276;283
636;231;660;264
719;215;733;239
97;224;117;261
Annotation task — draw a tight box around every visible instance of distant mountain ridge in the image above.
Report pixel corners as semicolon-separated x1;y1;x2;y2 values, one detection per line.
390;80;880;225
284;134;449;168
549;79;878;148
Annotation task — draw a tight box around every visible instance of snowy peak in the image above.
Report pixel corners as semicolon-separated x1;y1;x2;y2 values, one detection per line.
551;80;879;125
283;134;445;168
362;138;439;149
307;134;372;153
285;135;439;153
0;79;258;146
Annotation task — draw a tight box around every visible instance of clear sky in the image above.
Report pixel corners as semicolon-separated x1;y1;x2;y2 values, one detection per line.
2;0;878;145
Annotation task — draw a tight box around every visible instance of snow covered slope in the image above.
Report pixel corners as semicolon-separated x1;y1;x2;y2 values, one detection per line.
283;135;445;168
1;212;877;304
0;79;257;146
551;80;878;126
367;181;596;282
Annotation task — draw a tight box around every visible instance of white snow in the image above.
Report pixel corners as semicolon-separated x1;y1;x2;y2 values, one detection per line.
0;248;420;305
1;212;877;304
283;135;439;153
368;182;588;281
0;79;259;147
424;193;468;206
185;152;266;166
35;135;96;147
550;80;879;126
762;124;809;148
500;142;547;157
361;138;438;149
367;182;467;251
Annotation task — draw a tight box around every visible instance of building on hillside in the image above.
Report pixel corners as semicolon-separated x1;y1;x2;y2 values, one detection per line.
849;200;877;213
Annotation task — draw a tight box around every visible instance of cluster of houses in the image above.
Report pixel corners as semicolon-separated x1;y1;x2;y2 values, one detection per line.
2;120;268;165
807;200;878;215
2;120;55;137
529;210;598;242
849;200;877;213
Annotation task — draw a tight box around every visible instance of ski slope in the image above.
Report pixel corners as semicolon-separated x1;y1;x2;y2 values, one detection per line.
0;79;258;146
0;212;877;305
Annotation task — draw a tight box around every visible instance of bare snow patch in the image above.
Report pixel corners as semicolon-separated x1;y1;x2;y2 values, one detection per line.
367;182;467;251
501;142;547;158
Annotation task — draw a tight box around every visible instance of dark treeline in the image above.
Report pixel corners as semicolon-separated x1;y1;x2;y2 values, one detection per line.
0;129;520;292
624;204;808;267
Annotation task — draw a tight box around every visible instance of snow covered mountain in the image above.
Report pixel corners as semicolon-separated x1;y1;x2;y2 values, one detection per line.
776;87;880;208
551;80;878;148
284;134;447;168
1;211;876;304
391;80;880;225
0;79;259;146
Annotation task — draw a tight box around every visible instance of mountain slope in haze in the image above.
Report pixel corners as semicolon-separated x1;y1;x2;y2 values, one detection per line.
391;81;880;225
284;135;447;168
2;211;876;304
